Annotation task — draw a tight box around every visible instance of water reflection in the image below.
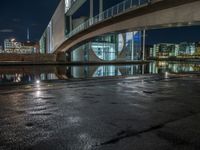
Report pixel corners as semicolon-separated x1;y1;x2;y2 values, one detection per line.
0;62;200;84
149;61;200;74
0;66;58;84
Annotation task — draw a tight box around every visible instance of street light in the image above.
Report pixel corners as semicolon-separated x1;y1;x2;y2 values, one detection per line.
36;80;40;84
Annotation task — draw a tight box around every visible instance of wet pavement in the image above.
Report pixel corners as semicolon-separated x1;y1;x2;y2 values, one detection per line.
0;69;200;149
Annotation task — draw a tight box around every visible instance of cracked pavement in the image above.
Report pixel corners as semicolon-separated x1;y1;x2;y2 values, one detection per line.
0;74;200;150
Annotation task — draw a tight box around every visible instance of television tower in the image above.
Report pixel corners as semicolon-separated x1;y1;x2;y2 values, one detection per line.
27;28;30;43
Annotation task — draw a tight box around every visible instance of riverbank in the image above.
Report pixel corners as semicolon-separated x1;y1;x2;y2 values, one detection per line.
149;57;200;62
0;60;150;66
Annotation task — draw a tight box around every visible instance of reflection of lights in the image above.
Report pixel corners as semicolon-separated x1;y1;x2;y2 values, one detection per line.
15;77;21;83
158;61;167;67
165;72;169;78
36;91;41;97
93;66;121;77
14;74;22;83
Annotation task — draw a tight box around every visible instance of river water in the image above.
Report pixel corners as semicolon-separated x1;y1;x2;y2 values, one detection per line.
0;61;200;85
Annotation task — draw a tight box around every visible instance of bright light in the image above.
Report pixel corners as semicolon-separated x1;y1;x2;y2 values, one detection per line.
36;80;40;84
36;80;41;88
11;38;15;42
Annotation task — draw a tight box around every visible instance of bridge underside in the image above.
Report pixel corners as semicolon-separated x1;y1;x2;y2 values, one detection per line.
54;0;200;54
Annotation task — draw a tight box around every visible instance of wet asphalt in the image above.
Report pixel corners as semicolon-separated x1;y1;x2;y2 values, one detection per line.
0;74;200;150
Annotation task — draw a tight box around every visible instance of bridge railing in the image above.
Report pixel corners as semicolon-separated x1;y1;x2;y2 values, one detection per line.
66;0;151;39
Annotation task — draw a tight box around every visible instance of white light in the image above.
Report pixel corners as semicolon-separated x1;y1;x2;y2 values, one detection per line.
11;38;15;42
165;72;169;78
36;80;40;84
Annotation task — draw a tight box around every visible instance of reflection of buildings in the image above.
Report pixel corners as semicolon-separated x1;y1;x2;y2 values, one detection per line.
0;74;58;84
149;42;199;58
149;61;200;74
0;66;58;84
0;74;33;84
1;62;200;84
92;65;144;77
3;39;39;54
69;65;144;78
0;65;145;84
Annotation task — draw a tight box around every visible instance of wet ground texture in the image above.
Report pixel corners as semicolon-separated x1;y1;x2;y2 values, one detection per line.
0;74;200;150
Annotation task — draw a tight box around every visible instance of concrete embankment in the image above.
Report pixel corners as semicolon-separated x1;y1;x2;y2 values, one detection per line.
0;53;56;63
0;61;150;66
149;57;200;62
0;54;150;66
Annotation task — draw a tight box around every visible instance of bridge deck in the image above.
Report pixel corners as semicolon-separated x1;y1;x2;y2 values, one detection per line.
54;0;200;53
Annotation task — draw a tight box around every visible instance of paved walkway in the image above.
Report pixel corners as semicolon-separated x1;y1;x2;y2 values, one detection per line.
0;74;200;150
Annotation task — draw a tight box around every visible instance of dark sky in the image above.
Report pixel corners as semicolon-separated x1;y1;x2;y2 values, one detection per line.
0;0;60;44
147;26;200;45
0;0;200;45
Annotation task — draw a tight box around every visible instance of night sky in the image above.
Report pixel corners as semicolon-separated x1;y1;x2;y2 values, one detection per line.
0;0;60;44
0;0;200;46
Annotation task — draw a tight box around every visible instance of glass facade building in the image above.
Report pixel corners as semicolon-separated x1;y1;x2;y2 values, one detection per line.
70;31;142;62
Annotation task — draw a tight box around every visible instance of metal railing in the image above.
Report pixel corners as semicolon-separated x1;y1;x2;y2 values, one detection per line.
66;0;151;39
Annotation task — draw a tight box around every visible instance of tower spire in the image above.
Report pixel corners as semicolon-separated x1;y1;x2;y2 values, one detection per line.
27;28;30;43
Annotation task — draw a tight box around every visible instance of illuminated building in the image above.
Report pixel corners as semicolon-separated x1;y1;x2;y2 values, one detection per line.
150;42;198;58
3;39;38;54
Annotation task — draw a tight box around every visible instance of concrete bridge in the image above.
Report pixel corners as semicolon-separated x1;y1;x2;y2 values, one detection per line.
54;0;200;56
